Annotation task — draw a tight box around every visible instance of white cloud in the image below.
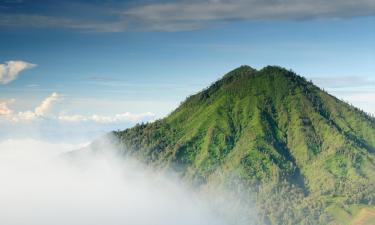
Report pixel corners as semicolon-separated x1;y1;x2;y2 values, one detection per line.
0;138;253;225
311;76;375;89
0;60;36;84
0;93;155;124
319;88;375;116
7;92;61;121
34;92;60;117
16;110;38;121
0;92;60;121
58;112;155;123
310;75;375;116
341;92;375;115
0;99;15;116
344;93;375;103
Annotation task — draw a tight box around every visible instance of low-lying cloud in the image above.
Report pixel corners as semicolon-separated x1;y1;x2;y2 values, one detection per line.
310;75;375;115
0;99;15;116
58;112;155;123
0;137;255;225
311;75;375;89
0;93;155;123
0;93;157;143
1;92;62;121
0;60;36;84
13;92;62;121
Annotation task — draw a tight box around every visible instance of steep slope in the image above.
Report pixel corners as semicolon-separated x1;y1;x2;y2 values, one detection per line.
111;66;375;225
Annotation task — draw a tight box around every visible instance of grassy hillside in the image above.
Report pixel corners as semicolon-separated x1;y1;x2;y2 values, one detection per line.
111;66;375;225
327;205;375;225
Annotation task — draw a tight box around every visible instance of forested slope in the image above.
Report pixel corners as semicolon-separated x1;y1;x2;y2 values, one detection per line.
111;66;375;225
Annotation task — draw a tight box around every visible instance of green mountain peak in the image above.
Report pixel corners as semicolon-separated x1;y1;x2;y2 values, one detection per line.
111;65;375;225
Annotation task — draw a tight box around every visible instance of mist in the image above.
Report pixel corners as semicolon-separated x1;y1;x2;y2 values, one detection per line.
0;137;255;225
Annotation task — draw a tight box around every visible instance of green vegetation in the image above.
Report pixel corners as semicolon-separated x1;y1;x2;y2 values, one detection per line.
111;65;375;225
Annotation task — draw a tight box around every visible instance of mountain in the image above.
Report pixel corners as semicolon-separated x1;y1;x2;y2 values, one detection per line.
109;66;375;224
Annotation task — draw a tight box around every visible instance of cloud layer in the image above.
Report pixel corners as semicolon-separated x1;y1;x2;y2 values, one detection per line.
0;92;155;123
0;0;374;31
58;112;155;123
3;92;61;121
34;92;60;117
0;60;36;84
0;14;128;32
0;138;254;225
310;75;375;116
124;0;375;31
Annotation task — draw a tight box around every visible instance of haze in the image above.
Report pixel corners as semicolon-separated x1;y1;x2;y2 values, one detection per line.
0;137;255;225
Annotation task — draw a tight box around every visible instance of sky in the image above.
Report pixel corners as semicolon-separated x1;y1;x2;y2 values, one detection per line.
0;0;374;142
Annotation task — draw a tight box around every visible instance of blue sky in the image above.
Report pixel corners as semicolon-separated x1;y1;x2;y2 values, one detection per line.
0;0;374;142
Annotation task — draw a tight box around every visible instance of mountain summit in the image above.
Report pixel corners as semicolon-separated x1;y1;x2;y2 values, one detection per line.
112;66;375;225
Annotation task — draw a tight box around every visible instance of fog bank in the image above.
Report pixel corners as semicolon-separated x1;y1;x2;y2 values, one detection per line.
0;138;254;225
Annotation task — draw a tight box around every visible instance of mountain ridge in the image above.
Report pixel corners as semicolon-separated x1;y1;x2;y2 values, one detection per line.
109;65;375;225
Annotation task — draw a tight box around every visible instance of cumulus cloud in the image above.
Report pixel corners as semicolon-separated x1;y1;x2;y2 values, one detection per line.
0;99;15;117
34;92;60;117
0;60;36;84
0;0;374;32
58;112;155;123
0;93;156;124
9;92;61;121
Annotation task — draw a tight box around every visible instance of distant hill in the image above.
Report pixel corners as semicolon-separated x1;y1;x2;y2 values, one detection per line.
110;66;375;225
